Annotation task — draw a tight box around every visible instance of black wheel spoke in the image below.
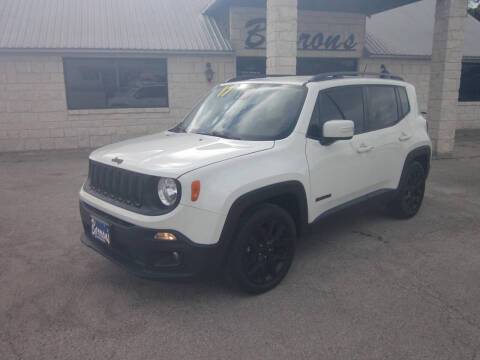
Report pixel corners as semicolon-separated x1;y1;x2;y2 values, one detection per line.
247;235;260;253
402;166;425;214
242;217;294;286
270;253;289;262
269;224;286;245
259;221;275;240
247;261;263;277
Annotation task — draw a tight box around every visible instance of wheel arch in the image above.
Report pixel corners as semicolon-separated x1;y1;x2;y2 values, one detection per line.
218;181;309;250
399;145;431;188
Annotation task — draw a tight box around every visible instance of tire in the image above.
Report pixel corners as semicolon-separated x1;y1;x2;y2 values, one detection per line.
229;203;296;294
389;161;426;219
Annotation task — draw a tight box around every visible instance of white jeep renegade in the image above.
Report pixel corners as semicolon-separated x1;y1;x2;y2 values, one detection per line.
79;72;432;293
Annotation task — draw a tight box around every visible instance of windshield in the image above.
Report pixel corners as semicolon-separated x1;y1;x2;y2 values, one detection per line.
171;83;307;141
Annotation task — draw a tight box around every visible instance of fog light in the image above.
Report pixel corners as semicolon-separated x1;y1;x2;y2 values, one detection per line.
153;232;177;241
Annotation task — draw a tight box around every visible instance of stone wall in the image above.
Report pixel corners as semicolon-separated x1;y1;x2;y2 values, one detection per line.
0;54;235;152
456;102;480;129
1;52;479;153
427;0;468;154
266;0;298;75
359;57;480;130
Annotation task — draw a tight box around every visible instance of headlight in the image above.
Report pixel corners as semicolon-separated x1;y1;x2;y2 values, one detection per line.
157;178;178;207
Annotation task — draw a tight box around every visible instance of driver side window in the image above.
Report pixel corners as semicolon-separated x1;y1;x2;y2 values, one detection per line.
308;85;365;139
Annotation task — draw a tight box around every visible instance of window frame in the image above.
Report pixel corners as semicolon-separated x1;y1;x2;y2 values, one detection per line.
63;57;169;110
363;84;401;133
459;61;480;102
395;86;411;120
307;84;366;140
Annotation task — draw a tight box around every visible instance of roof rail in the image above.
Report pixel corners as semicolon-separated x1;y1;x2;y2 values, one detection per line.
225;74;296;83
307;72;404;83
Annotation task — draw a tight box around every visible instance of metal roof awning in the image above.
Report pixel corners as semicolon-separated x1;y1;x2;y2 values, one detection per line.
204;0;421;15
0;0;233;53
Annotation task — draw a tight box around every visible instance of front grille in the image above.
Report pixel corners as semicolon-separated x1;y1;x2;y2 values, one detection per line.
88;161;145;207
84;160;181;215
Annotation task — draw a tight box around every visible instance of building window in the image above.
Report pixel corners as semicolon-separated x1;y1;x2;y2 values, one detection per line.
297;58;357;76
236;57;266;78
236;57;358;78
63;58;168;110
459;62;480;102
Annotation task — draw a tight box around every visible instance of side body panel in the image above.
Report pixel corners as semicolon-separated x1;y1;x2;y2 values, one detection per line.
304;80;431;221
178;134;311;219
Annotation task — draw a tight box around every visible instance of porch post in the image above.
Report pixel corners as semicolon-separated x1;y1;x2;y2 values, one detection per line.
427;0;468;155
266;0;298;75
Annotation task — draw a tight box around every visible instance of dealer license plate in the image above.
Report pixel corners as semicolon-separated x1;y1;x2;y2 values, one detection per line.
91;217;111;245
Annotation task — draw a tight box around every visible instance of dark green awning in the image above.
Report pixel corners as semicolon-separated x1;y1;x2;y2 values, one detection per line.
204;0;421;16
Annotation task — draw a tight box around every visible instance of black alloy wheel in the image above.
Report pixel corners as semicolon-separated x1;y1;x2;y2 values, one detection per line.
389;161;426;218
229;204;296;294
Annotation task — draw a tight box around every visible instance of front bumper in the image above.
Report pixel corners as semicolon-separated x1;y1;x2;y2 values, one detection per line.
79;201;226;280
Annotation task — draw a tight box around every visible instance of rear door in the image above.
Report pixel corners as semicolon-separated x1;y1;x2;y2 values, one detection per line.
363;85;411;189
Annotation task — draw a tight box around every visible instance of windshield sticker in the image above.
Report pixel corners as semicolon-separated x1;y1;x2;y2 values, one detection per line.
217;85;235;97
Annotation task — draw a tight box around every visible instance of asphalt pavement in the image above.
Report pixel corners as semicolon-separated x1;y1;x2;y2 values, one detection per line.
1;133;479;359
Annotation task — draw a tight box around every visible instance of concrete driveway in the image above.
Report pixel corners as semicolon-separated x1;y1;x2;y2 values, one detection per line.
1;133;480;360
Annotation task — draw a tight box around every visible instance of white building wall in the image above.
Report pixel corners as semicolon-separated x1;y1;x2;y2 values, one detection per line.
1;53;479;153
0;54;235;152
359;57;480;130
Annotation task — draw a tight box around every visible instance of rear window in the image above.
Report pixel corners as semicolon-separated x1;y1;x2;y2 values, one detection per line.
365;85;399;131
397;86;410;118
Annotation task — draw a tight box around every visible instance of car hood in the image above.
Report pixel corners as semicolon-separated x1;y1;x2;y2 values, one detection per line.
90;131;274;178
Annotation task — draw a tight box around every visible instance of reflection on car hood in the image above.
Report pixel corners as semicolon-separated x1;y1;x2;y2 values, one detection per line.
89;131;274;178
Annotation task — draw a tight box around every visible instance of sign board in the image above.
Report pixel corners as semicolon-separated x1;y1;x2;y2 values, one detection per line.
230;8;366;58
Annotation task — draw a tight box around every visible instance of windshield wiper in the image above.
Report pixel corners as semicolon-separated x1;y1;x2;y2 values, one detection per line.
169;124;186;133
193;130;243;140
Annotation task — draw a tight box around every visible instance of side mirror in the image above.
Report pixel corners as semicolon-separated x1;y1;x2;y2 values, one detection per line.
322;120;354;142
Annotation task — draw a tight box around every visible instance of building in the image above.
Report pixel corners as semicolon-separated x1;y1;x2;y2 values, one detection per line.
0;0;477;154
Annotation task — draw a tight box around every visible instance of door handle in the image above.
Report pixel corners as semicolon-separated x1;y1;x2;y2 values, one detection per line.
357;144;374;153
399;132;412;142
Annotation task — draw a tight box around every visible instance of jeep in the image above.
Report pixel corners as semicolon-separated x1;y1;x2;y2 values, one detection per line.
79;72;431;294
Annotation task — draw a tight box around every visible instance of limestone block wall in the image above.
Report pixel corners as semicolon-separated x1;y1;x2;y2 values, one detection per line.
427;0;468;154
0;54;235;152
266;0;298;75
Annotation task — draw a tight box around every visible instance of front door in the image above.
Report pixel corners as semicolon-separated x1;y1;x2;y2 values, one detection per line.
306;85;378;220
